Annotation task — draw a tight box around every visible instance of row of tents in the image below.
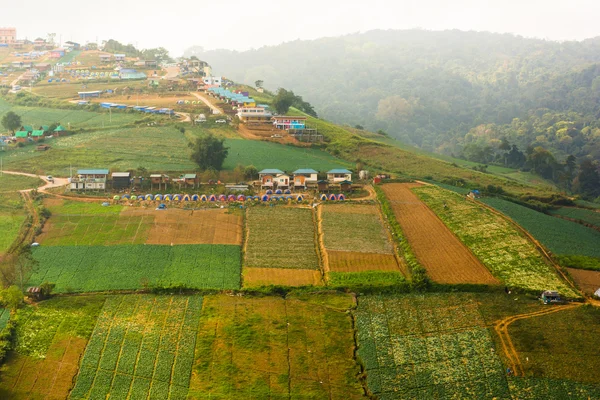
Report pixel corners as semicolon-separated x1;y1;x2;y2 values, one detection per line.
113;193;347;202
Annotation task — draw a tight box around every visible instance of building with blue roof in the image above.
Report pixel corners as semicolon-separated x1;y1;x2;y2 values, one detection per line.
327;169;352;183
293;169;319;187
70;169;110;191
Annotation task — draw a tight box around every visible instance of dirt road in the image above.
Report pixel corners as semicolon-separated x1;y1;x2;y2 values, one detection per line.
190;92;222;115
2;170;69;193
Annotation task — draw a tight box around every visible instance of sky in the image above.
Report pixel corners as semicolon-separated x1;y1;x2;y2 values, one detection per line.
2;0;600;56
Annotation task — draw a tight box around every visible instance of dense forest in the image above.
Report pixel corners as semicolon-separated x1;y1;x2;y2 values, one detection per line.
187;30;600;197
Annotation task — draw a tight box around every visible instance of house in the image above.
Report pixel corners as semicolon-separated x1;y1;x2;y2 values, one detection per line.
34;63;50;71
31;130;44;141
272;116;307;130
258;169;284;181
327;169;352;183
340;180;353;192
236;106;272;123
150;174;169;190
120;69;146;80
541;290;562;304
114;54;126;62
78;90;102;99
64;41;80;50
39;125;49;133
202;76;222;87
100;54;112;63
112;172;131;189
53;125;67;136
21;125;34;133
49;49;65;58
181;173;199;188
317;180;329;192
15;131;28;142
70;169;109;191
293;169;318;188
0;27;16;44
273;174;290;189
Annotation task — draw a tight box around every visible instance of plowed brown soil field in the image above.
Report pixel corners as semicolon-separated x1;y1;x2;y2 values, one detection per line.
328;251;399;272
567;268;600;295
122;208;242;245
243;267;323;287
382;183;498;284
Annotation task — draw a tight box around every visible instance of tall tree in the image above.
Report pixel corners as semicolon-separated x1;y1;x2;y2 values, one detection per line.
188;134;229;171
1;111;22;133
255;80;264;88
272;88;296;114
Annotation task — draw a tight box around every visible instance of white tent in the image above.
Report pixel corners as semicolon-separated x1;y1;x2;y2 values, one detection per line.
594;288;600;298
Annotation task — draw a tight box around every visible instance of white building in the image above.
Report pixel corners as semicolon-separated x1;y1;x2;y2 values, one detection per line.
70;169;109;191
202;76;222;86
327;169;352;183
293;169;318;188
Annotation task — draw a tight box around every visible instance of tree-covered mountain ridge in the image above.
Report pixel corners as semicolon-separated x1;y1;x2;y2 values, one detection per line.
187;29;600;170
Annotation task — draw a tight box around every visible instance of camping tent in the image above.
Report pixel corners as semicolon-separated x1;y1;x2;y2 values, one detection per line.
183;194;191;201
228;195;236;201
329;194;337;201
154;194;163;201
320;194;328;201
145;194;153;200
209;194;217;202
164;194;172;201
237;195;246;201
296;195;304;201
261;195;269;202
200;194;208;202
337;194;346;201
595;288;600;298
191;194;199;201
266;189;273;195
173;194;182;201
275;189;283;194
284;189;291;194
218;194;226;202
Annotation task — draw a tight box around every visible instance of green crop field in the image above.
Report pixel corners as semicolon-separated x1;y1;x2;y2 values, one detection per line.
190;293;363;399
415;186;578;296
0;190;27;254
355;293;511;399
481;198;600;260
549;207;600;228
0;296;105;399
222;138;349;171
28;244;241;292
245;207;320;269
0;174;43;192
46;199;123;215
507;377;600;399
0;308;9;332
70;295;202;400
321;204;392;253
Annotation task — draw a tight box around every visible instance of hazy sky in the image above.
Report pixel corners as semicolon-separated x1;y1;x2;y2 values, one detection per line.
3;0;599;56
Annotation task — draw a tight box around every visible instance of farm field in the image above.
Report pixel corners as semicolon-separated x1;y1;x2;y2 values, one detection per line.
355;293;511;399
328;271;406;288
222;138;349;171
508;305;600;384
481;197;600;260
0;188;29;255
0;174;43;192
507;377;600;399
245;206;320;270
189;294;364;399
242;267;323;287
381;183;498;285
28;244;241;292
549;206;600;228
0;308;9;331
0;296;105;399
566;268;600;295
70;295;203;399
33;80;148;99
415;185;578;296
38;207;243;246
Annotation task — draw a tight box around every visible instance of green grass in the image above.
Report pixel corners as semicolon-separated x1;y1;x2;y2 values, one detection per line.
549;207;600;228
0;308;10;332
481;197;600;260
509;305;600;384
0;214;25;253
414;186;578;297
222;138;349;171
328;271;406;288
507;377;600;399
245;207;320;269
321;204;393;254
28;244;241;292
13;296;106;359
46;200;123;215
0;174;43;192
70;295;202;399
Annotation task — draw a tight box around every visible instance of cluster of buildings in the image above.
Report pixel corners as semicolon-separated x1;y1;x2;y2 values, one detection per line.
206;87;256;107
259;168;353;191
0;27;16;45
13;125;66;142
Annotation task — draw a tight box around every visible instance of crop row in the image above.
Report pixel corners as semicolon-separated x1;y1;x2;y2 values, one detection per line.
414;186;579;296
70;295;202;400
355;294;510;398
28;244;241;292
549;206;600;228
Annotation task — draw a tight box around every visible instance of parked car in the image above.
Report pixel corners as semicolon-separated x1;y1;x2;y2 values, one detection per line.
215;119;227;124
46;175;54;183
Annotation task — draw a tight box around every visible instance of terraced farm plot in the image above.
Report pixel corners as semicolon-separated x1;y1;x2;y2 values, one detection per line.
508;305;600;384
0;296;105;400
70;295;203;399
245;207;319;270
549;207;600;228
567;268;600;295
355;293;510;399
124;208;243;245
189;294;363;399
481;197;600;260
381;183;497;284
242;267;323;287
28;244;241;292
415;186;578;296
327;251;399;272
507;377;600;399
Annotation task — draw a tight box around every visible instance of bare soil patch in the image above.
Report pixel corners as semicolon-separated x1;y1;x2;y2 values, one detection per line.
382;183;498;284
328;251;399;272
243;267;323;287
123;208;243;245
567;268;600;295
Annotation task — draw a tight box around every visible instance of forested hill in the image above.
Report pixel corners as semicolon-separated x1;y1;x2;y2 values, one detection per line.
187;29;600;166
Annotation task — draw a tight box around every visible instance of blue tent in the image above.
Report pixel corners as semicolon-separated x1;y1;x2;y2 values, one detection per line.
261;195;270;202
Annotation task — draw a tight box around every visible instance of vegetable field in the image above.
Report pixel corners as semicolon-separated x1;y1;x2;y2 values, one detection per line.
355;293;510;399
245;207;319;270
507;377;600;399
0;308;9;332
549;207;600;229
242;267;323;287
0;296;105;399
28;244;241;292
70;295;202;399
381;183;497;284
415;186;578;296
189;294;363;399
0;174;43;192
481;197;600;260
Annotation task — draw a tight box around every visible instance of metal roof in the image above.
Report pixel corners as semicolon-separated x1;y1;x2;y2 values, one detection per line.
15;131;28;137
112;172;131;178
293;169;318;174
259;169;284;174
183;174;197;179
327;169;352;174
78;169;109;175
31;130;44;136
